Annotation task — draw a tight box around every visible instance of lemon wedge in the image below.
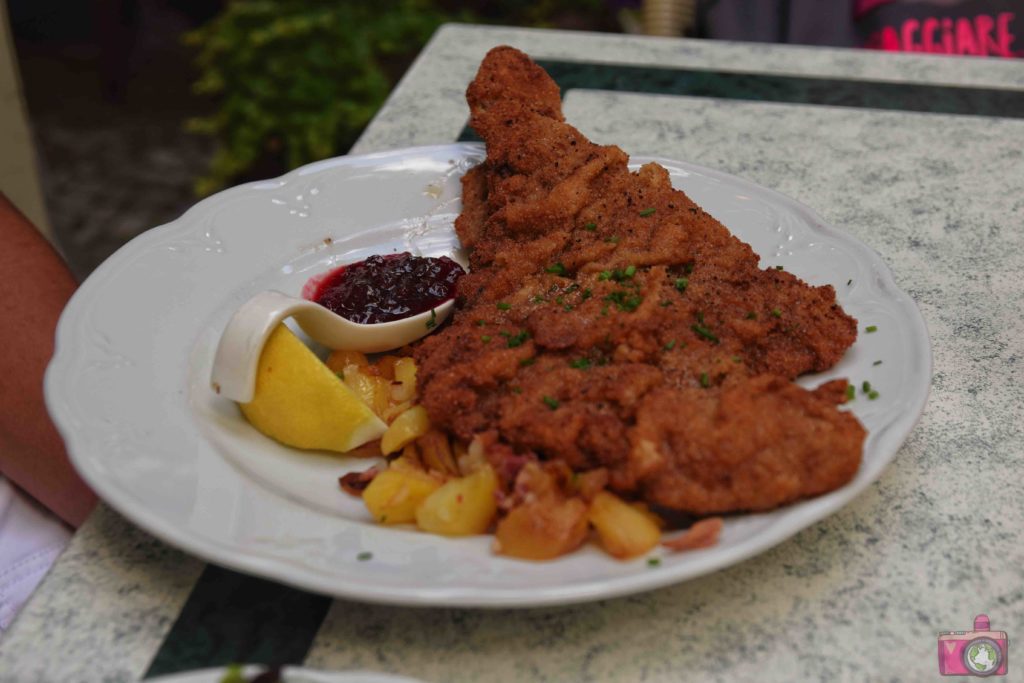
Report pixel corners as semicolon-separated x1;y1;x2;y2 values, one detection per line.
239;324;386;452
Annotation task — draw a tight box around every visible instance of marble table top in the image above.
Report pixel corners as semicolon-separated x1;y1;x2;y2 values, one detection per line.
3;24;1022;683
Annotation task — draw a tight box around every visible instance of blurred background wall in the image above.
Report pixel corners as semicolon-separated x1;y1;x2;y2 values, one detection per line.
1;2;50;240
6;0;220;278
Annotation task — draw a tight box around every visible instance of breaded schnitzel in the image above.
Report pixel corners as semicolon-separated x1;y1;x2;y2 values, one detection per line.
413;47;865;514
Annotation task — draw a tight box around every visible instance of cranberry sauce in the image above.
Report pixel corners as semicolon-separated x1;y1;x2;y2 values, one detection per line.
306;253;464;324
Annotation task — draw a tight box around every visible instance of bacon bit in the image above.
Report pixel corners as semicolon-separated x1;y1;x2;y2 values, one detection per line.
339;466;381;497
662;517;723;552
344;439;383;459
486;440;534;488
495;488;515;512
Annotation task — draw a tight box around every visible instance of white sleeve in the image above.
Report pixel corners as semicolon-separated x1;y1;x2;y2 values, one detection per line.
0;476;72;632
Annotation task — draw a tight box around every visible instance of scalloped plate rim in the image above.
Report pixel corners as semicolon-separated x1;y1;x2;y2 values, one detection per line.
44;142;931;608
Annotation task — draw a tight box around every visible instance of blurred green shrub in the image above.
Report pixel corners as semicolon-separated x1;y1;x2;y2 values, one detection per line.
185;1;449;195
186;0;612;194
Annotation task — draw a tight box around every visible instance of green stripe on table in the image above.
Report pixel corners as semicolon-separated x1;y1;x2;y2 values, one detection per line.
458;59;1024;145
144;58;1024;676
143;565;332;678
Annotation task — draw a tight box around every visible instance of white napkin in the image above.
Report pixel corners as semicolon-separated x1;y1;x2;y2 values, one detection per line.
0;476;71;632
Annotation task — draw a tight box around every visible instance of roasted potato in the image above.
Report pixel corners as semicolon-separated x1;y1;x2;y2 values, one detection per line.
325;350;369;374
374;355;403;380
494;497;589;560
380;400;413;424
417;429;459;476
341;367;392;417
415;466;499;536
380;405;431;454
391;357;417;402
362;468;441;525
588;491;662;559
390;443;424;472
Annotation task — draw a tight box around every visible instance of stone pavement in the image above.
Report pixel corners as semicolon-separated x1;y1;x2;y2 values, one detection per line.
33;111;212;279
16;1;213;280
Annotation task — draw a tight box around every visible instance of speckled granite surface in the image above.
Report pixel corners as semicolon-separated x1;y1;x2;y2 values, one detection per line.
315;88;1024;683
4;24;1023;682
0;505;204;681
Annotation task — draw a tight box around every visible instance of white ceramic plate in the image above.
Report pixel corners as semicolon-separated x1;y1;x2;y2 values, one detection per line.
148;666;422;683
46;143;930;608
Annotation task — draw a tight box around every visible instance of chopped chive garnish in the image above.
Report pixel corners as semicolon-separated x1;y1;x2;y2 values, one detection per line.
771;308;782;318
866;325;878;333
506;331;530;348
555;296;564;305
696;311;705;324
545;262;566;275
519;357;536;367
660;300;672;307
846;384;856;401
775;265;784;271
476;319;487;326
745;311;757;320
605;235;620;244
732;356;742;363
582;288;592;300
604;291;643;312
425;308;437;329
481;335;491;343
511;386;522;394
542;396;560;410
862;380;872;393
600;305;609;316
563;305;573;312
530;295;545;304
639;207;656;217
847;279;853;286
675;277;688;292
873;360;883;366
594;268;637;282
569;358;591;369
664;340;677;351
699;372;710;388
496;302;512;311
691;324;719;344
357;551;372;561
868;390;880;400
584;222;597;231
647;557;661;567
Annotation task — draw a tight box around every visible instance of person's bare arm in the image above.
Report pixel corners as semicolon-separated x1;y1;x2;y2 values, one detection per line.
0;193;96;527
